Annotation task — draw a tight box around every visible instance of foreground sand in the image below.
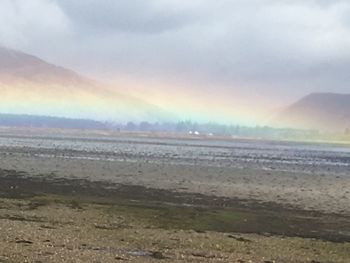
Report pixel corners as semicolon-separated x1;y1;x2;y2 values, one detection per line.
1;195;350;263
0;169;349;262
0;133;349;262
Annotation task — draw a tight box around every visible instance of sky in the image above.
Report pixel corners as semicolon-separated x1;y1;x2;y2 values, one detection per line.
1;0;350;125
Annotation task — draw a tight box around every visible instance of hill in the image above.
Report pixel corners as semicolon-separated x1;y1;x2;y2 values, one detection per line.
273;93;350;132
0;46;172;123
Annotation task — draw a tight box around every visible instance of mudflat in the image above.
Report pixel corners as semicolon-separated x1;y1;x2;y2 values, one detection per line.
0;131;349;262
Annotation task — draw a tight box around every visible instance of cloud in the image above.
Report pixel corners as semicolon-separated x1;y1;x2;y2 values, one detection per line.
0;0;70;49
1;0;350;105
56;0;194;35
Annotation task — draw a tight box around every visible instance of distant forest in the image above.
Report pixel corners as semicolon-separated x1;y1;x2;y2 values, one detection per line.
118;120;321;140
1;114;348;142
0;114;108;130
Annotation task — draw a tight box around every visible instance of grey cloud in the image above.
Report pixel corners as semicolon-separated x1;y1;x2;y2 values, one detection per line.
0;0;70;49
1;0;350;104
56;0;194;34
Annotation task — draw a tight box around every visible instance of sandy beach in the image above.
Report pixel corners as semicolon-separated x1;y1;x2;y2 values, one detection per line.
0;133;349;215
0;132;349;262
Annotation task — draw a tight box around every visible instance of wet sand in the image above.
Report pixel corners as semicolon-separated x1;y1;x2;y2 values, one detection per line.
0;132;350;262
0;147;349;216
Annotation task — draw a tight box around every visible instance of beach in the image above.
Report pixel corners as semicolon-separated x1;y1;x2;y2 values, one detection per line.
0;131;349;262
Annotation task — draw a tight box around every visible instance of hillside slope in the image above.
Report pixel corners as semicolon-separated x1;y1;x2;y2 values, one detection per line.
0;47;172;123
274;93;350;132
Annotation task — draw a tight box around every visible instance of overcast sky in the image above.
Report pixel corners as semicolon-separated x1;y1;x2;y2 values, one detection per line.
1;0;350;118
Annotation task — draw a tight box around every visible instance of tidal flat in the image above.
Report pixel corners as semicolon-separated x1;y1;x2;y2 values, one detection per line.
0;131;349;262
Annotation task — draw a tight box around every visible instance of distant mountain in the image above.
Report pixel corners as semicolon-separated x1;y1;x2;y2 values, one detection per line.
0;114;109;130
273;93;350;132
0;46;173;123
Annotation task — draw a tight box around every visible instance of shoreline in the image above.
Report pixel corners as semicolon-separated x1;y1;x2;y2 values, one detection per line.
0;126;350;147
0;133;349;261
